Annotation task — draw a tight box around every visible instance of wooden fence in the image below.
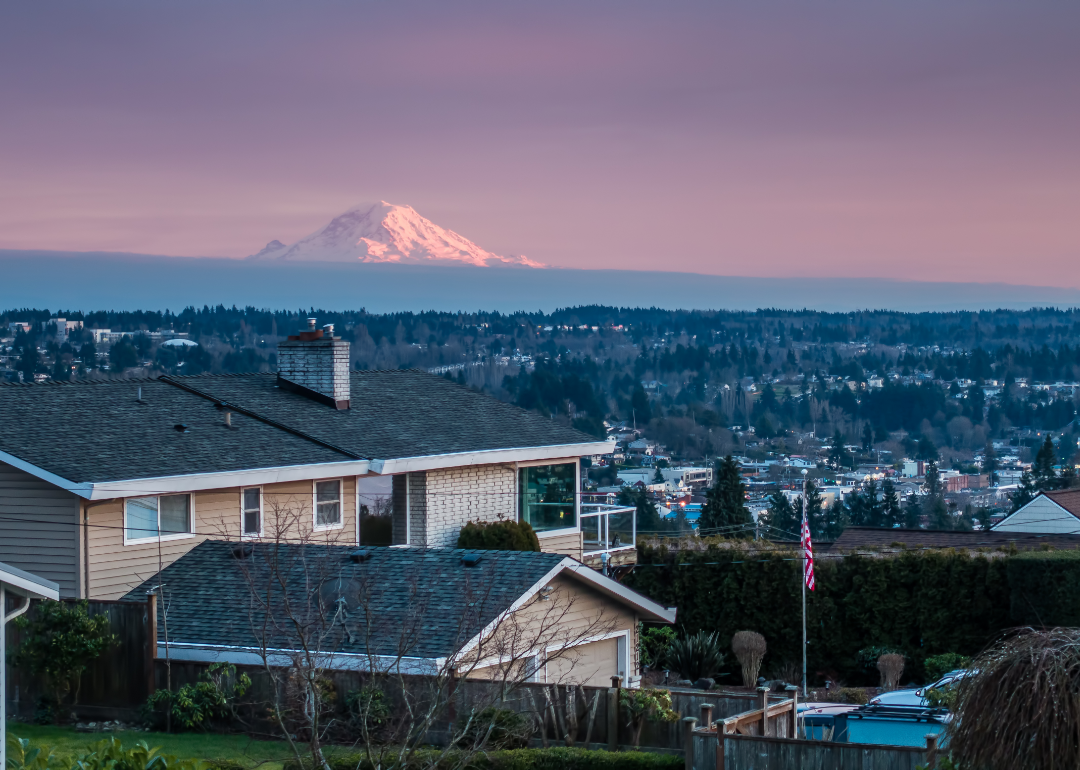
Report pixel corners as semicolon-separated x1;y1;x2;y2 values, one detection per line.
684;689;940;770
4;598;783;752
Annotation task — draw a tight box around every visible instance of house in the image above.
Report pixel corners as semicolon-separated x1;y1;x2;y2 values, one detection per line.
0;319;612;600
122;540;674;687
992;489;1080;535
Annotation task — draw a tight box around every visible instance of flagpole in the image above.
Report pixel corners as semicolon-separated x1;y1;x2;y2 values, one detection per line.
801;469;808;699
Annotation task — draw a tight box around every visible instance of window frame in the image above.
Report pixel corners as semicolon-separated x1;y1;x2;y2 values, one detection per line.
312;478;345;531
241;486;264;539
123;493;195;545
517;461;580;538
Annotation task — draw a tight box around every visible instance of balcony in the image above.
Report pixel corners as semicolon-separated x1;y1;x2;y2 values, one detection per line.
580;504;637;569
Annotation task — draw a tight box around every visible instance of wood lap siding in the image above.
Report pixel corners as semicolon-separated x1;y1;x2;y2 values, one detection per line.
87;477;358;600
0;461;81;598
539;530;583;560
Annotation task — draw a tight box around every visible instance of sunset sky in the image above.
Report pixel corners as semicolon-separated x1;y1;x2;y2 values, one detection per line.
2;1;1078;285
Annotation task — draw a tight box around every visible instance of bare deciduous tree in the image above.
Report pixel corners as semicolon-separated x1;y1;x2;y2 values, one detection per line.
228;496;620;770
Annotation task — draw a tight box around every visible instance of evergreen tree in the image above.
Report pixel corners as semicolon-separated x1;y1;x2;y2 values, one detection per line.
1033;435;1058;491
820;498;847;541
1061;434;1079;489
864;478;883;527
18;345;39;383
881;478;901;528
975;506;993;531
804;480;824;537
763;489;799;539
982;440;998;486
829;430;847;469
956;503;976;532
1010;471;1037;512
845;489;868;527
924;461;941;498
618;487;664;534
927;495;952;530
698;456;752;535
902;494;922;529
917;435;939;462
862;423;874;453
652;466;665;484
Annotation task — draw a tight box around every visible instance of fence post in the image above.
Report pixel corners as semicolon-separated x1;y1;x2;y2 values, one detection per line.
758;686;769;737
716;729;726;770
926;734;939;769
785;684;799;739
700;703;713;731
607;687;620;751
146;593;157;697
682;716;698;770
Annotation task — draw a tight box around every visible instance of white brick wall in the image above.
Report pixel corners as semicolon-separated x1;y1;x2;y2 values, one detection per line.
278;339;350;403
423;464;517;546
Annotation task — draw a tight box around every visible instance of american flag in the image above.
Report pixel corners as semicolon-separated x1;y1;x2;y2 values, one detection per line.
801;502;815;591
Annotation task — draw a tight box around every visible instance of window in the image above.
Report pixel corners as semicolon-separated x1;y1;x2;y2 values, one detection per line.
315;480;342;528
519;463;576;533
124;495;192;542
242;488;262;536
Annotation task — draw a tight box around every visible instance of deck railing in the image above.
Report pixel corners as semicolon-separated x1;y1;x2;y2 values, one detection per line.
580;504;636;556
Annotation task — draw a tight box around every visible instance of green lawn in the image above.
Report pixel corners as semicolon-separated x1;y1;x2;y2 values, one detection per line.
5;723;297;769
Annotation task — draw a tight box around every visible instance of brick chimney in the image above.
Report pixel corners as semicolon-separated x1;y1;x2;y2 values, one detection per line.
277;318;350;410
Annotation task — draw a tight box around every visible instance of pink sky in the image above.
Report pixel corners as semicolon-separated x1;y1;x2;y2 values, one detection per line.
1;1;1078;286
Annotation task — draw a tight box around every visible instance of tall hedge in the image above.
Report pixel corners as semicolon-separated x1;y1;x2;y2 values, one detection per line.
624;542;1040;682
1007;549;1080;626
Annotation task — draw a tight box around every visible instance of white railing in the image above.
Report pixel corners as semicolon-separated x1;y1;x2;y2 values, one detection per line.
580;504;636;556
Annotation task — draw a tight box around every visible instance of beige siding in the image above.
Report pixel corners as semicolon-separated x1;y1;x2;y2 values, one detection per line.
87;476;357;600
539;530;583;561
545;637;619;686
467;573;638;686
995;496;1080;534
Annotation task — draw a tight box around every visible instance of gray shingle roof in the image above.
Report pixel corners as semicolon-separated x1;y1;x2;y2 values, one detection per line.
123;540;569;660
0;371;597;483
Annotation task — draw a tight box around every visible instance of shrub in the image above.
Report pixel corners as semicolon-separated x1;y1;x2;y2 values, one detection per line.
924;652;971;682
11;600;118;714
665;631;724;682
639;625;676;670
620;688;679;747
948;627;1080;770
344;684;392;740
457;520;540;551
5;736;204;770
731;631;766;687
876;653;905;691
144;662;251;731
456;707;532;750
828;687;869;705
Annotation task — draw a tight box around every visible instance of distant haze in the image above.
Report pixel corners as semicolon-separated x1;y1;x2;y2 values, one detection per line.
1;2;1078;287
3;250;1079;314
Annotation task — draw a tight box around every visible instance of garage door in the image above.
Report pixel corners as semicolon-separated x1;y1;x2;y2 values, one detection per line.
545;637;620;686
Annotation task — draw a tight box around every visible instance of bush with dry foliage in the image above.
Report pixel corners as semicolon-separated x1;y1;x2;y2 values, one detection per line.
876;653;905;691
731;631;766;688
947;627;1080;770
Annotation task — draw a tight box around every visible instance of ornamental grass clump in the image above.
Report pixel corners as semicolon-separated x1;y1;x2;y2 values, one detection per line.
665;631;724;682
876;653;905;691
731;631;767;688
947;627;1080;770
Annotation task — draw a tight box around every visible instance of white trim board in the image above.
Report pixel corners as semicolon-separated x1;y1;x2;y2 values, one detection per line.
370;443;610;475
0;449;371;500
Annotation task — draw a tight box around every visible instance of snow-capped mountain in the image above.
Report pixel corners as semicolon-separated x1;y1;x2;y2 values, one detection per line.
249;201;544;268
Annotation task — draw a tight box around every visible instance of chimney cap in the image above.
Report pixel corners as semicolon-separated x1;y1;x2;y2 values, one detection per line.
323;323;335;337
307;317;317;330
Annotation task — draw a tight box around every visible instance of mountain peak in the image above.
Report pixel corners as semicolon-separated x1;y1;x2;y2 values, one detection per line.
248;201;544;268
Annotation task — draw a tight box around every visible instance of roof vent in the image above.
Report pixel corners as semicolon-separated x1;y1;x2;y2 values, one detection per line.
461;553;483;568
174;423;190;433
349;549;372;563
231;543;253;559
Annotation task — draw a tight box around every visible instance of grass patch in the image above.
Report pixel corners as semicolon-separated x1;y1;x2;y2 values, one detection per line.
4;723;296;769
